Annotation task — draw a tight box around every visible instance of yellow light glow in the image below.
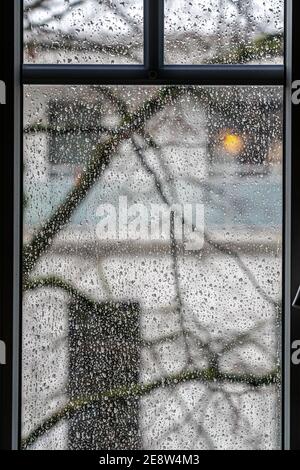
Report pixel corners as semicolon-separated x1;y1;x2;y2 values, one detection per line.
223;133;244;155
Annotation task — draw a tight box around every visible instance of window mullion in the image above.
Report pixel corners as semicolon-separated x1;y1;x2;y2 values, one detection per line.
0;0;21;451
144;0;164;77
288;0;300;451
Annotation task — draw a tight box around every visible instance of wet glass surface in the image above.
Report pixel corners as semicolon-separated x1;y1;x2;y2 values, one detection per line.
23;85;282;450
164;0;284;65
24;0;143;64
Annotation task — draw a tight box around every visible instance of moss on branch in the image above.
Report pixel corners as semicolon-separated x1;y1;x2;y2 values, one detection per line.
22;366;279;449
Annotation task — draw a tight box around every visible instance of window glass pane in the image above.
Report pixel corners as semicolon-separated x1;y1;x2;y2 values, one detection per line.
24;0;143;64
164;0;284;65
23;85;282;450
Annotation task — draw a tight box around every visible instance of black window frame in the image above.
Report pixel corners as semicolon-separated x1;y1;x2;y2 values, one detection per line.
1;0;299;451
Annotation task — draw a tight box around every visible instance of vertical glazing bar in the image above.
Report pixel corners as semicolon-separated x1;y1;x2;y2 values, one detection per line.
290;0;300;451
284;0;292;452
0;0;21;450
144;0;164;76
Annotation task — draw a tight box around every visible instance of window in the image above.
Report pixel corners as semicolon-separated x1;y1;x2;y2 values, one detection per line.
2;0;300;452
48;98;103;174
23;84;283;450
164;0;284;65
24;0;144;65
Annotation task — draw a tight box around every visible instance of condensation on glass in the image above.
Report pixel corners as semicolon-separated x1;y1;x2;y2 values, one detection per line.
23;85;283;450
164;0;284;65
23;0;143;64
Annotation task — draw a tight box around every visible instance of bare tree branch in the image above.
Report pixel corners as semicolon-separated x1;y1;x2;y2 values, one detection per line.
23;86;185;277
22;366;279;449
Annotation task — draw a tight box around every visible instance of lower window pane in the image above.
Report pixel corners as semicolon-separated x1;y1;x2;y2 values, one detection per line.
23;85;283;450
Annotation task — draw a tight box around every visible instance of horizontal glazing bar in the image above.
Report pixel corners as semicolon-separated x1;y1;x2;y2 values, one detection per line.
22;65;285;86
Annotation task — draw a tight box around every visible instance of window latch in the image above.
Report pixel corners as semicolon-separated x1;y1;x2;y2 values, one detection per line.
0;340;6;365
0;80;6;104
293;286;300;309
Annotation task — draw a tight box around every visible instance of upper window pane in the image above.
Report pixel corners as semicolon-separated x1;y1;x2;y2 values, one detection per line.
164;0;284;65
24;0;143;64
